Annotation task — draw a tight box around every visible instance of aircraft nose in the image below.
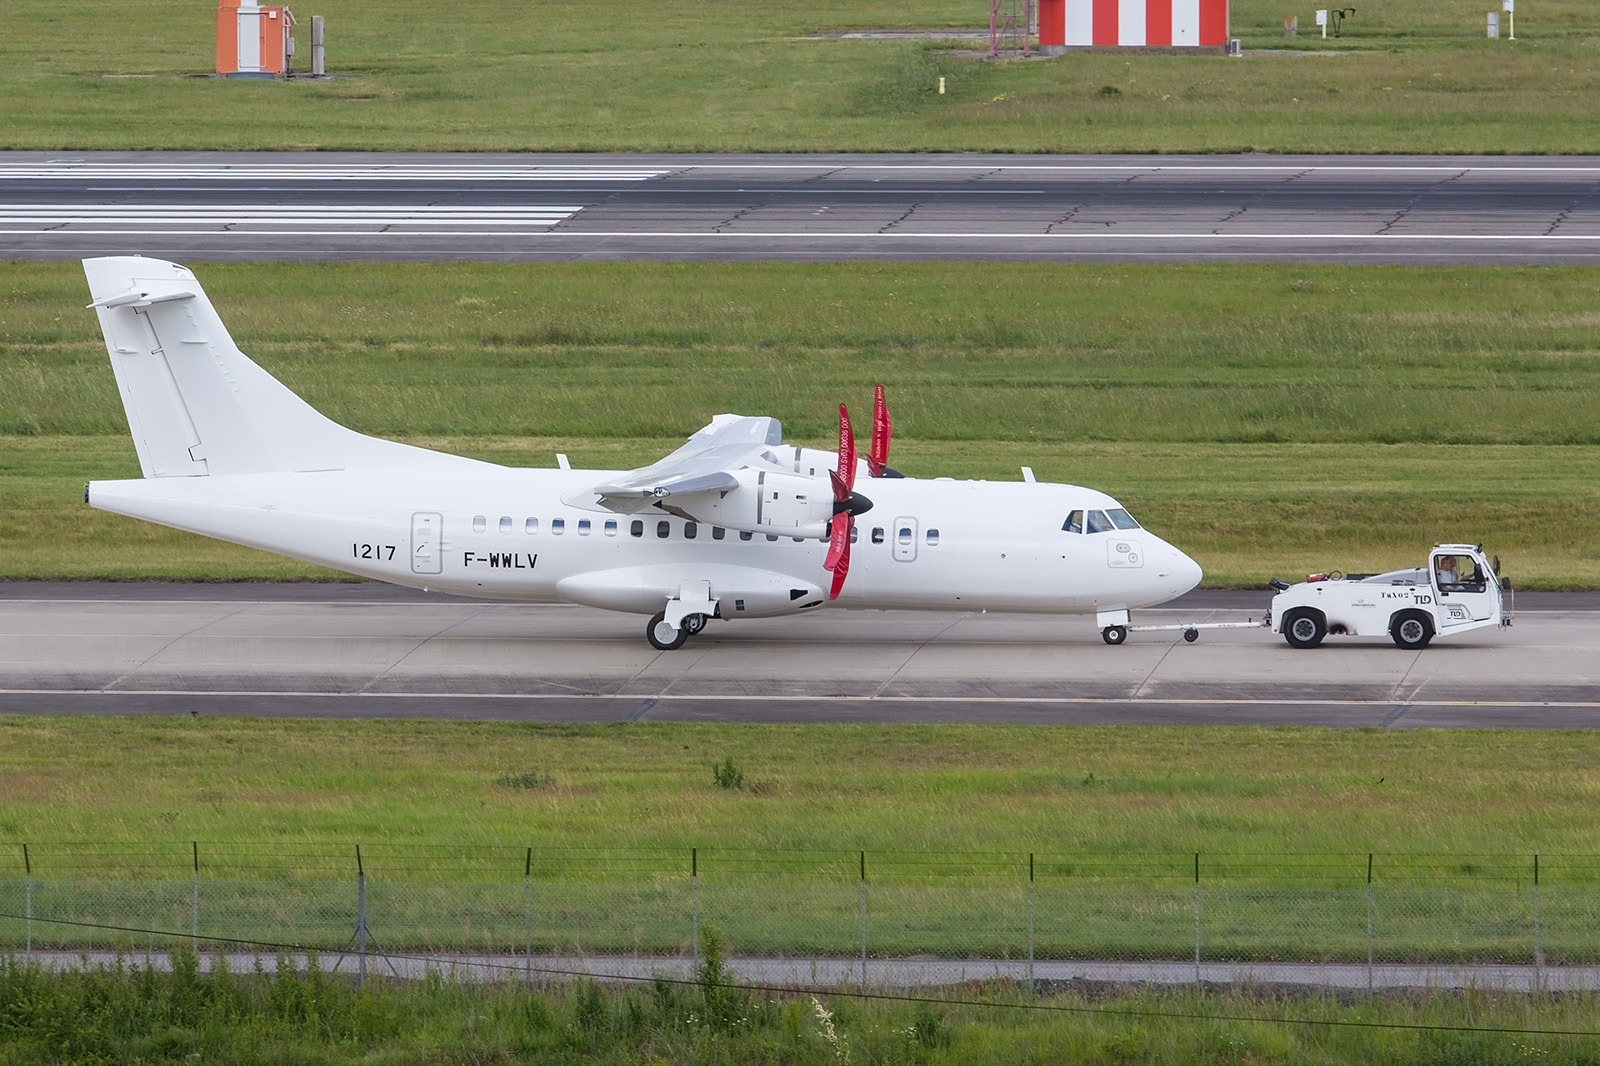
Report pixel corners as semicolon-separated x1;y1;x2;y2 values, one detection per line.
1165;545;1203;597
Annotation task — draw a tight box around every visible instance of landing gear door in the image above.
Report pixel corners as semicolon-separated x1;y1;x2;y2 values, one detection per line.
1431;548;1496;627
892;517;918;562
411;511;443;575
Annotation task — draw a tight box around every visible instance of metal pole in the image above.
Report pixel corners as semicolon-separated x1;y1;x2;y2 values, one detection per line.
1533;853;1542;994
1027;853;1036;990
1363;851;1376;992
356;845;367;987
859;850;868;988
691;847;699;964
22;844;31;963
1192;853;1201;986
524;847;532;984
191;841;200;954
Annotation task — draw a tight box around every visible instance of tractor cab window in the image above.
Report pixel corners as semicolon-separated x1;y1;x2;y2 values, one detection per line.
1062;510;1083;533
1106;508;1141;531
1435;554;1483;591
1086;510;1114;534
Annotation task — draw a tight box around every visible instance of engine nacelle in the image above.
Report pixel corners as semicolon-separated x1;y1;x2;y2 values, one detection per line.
663;468;833;538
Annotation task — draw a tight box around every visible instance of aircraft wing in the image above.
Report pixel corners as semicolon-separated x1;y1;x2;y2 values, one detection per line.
590;414;787;512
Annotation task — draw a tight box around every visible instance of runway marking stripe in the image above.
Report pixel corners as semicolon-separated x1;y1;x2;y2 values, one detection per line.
6;230;1600;241
3;690;1598;707
19;162;1600;174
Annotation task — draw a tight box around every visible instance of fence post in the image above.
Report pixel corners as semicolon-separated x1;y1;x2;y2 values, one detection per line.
859;850;868;988
1027;853;1036;990
1192;853;1201;986
1366;853;1375;995
1533;853;1542;994
191;841;200;955
691;847;699;964
22;844;31;963
356;845;367;987
524;847;533;984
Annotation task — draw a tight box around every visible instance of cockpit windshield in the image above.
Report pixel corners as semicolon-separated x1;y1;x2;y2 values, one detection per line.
1065;507;1142;533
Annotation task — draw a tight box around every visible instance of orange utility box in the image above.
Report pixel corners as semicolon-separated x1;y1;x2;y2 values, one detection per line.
217;0;295;78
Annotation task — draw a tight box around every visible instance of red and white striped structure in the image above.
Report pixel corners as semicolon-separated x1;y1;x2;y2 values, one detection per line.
1038;0;1229;48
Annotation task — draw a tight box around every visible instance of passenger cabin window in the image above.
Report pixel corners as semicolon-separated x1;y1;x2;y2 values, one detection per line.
551;519;565;535
473;515;486;533
871;527;885;545
766;534;779;542
525;518;539;535
712;526;726;540
926;529;940;545
1062;510;1083;534
684;522;698;540
657;520;671;539
1106;508;1141;531
1086;510;1113;534
849;526;859;544
739;531;753;542
630;520;644;538
898;526;913;545
604;519;618;536
578;519;591;536
499;516;512;533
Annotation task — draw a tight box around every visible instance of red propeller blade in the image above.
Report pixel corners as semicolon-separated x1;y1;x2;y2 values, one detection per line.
824;512;851;600
835;404;856;498
868;385;891;478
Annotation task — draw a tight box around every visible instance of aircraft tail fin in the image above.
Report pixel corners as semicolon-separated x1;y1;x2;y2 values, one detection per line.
84;256;453;477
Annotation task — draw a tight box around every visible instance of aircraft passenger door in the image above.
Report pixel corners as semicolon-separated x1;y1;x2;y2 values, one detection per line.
892;517;918;562
410;511;443;575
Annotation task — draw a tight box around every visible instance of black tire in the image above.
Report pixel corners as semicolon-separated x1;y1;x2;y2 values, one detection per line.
1390;610;1434;650
1183;628;1199;643
1282;607;1327;649
646;611;690;651
1101;624;1128;646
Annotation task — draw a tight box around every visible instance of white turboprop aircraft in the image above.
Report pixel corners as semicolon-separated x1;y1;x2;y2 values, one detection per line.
82;256;1204;649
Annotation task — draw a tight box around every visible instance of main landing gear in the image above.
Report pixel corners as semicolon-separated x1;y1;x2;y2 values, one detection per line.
646;611;708;651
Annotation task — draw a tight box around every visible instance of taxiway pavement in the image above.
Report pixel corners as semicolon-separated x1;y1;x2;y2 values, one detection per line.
1;584;1593;726
7;151;1600;264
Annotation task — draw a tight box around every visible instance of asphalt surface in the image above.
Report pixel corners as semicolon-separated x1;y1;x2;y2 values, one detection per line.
6;151;1600;263
21;948;1595;993
2;583;1594;725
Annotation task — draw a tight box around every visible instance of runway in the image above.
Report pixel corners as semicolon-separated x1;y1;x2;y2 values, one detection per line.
6;151;1600;263
2;583;1596;725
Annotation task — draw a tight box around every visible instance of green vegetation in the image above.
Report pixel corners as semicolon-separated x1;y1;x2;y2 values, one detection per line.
3;0;1600;153
2;719;1599;858
4;954;1599;1066
6;261;1600;585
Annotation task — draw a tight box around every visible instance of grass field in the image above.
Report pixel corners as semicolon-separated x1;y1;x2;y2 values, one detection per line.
2;0;1600;153
3;719;1599;858
6;957;1599;1066
6;260;1600;585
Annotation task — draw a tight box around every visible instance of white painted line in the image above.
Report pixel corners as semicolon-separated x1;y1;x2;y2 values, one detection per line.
2;689;1596;707
5;229;1600;240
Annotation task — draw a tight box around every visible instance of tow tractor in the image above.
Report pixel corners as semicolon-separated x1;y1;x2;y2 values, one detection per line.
1105;543;1511;648
1268;543;1512;649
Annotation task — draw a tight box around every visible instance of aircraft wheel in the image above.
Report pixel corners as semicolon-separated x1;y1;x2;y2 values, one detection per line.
646;611;690;651
1101;624;1128;646
1183;628;1199;643
683;613;708;636
1283;608;1327;649
1390;610;1434;650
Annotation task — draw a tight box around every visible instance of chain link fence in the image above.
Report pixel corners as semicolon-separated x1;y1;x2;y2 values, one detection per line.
3;843;1598;989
